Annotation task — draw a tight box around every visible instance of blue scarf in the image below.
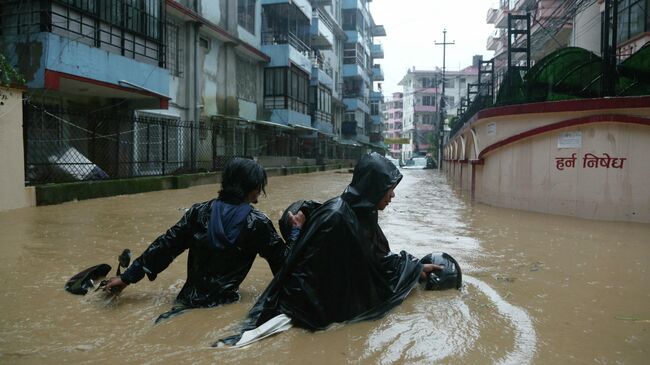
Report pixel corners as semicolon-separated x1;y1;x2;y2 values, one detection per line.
208;200;252;250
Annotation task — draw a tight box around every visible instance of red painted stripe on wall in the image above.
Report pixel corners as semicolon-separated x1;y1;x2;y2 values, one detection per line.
478;114;650;160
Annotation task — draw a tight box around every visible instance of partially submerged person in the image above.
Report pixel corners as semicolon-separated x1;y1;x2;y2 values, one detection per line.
103;158;303;322
220;152;451;346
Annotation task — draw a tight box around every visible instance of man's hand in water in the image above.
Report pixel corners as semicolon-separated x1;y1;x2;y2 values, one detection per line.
288;210;306;228
103;276;128;294
420;263;445;281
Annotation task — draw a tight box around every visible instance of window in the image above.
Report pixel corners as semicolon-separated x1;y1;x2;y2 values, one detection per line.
420;77;435;87
444;77;455;89
38;0;164;65
238;0;256;34
370;100;379;115
422;96;434;106
311;85;332;115
420;114;434;125
166;20;184;77
617;0;647;43
237;55;257;102
199;37;210;50
263;66;309;114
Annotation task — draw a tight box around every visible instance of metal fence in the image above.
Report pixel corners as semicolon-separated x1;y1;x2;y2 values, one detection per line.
23;104;362;185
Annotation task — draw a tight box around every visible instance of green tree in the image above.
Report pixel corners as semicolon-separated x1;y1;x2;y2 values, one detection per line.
0;53;24;87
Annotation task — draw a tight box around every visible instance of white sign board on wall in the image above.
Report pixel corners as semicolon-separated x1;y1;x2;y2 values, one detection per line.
558;131;582;149
487;122;496;136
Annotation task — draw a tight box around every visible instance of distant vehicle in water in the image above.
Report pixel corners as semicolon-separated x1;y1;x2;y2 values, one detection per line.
402;157;428;169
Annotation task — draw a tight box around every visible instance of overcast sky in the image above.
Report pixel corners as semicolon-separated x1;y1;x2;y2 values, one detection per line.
369;0;497;96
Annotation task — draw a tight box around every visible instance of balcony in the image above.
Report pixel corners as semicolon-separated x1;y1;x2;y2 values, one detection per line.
343;96;370;114
342;63;369;83
313;120;334;135
369;90;383;100
262;32;312;73
487;8;498;24
415;105;436;113
371;24;386;37
371;64;384;81
310;57;334;89
371;43;384;59
371;115;382;125
514;0;537;11
261;0;312;19
311;8;335;49
494;8;511;28
342;0;366;11
487;31;502;51
19;32;169;108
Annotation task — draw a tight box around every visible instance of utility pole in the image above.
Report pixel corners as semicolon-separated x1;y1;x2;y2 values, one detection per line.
602;0;618;96
435;29;454;169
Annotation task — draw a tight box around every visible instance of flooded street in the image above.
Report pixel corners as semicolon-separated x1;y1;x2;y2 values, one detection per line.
0;169;648;364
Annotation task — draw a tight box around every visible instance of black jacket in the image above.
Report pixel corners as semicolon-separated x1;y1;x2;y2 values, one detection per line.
120;200;288;308
226;153;423;340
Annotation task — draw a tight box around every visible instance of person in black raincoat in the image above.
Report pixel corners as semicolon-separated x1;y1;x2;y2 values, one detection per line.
103;158;304;322
221;153;441;344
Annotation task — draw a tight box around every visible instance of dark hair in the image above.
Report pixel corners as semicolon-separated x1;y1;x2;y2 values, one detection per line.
218;158;267;203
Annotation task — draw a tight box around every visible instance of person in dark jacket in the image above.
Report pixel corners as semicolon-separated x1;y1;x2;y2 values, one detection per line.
103;158;304;322
220;153;441;345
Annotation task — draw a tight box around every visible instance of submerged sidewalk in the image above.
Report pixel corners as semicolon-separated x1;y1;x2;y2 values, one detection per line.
33;162;353;206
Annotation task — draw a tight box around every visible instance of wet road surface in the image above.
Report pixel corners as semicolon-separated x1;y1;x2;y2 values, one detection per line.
0;169;648;364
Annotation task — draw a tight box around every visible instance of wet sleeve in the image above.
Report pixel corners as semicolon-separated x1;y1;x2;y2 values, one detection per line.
120;205;198;284
251;214;290;275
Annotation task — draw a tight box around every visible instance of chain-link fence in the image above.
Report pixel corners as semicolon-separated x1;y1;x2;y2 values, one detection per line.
24;104;363;185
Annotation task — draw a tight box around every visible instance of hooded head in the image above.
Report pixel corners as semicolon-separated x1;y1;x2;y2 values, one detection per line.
342;152;403;211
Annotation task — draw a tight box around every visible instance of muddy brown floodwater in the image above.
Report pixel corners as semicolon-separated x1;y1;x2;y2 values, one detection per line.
0;169;648;364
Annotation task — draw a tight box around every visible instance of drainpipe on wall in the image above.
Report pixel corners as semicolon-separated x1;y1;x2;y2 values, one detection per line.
194;22;202;170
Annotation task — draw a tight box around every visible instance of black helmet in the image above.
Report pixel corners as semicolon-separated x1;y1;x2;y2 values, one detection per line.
64;263;112;295
421;252;462;290
278;200;306;243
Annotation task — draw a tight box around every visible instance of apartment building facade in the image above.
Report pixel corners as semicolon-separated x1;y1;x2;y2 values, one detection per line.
382;92;403;159
398;65;478;161
341;0;386;149
1;0;385;185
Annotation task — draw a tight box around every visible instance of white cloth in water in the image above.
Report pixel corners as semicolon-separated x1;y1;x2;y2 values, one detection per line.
233;314;293;347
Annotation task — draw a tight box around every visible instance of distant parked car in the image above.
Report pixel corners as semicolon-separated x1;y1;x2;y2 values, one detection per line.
402;157;427;169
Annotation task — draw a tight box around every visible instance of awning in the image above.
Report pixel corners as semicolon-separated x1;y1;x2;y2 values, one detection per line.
318;130;336;138
289;123;319;132
248;120;294;130
337;139;362;147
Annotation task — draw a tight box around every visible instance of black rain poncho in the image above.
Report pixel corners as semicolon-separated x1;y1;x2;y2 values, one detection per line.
120;200;289;312
223;153;423;342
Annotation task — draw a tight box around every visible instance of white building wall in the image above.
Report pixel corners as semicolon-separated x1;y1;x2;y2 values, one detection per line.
570;1;601;54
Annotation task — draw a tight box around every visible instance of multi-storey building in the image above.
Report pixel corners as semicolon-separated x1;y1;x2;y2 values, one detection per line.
382;92;403;159
398;63;478;161
341;0;385;149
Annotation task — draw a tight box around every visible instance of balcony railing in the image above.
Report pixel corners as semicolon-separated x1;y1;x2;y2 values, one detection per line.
1;0;165;66
262;31;311;54
310;54;334;77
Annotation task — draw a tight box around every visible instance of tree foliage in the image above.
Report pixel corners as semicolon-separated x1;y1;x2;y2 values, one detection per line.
0;53;25;87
